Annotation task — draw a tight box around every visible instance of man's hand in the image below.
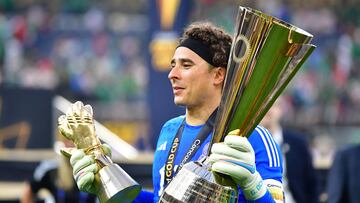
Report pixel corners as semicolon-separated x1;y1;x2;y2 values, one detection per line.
208;129;267;200
70;144;112;194
71;149;99;194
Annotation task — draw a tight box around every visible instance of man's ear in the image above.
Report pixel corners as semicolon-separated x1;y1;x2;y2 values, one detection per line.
213;67;226;85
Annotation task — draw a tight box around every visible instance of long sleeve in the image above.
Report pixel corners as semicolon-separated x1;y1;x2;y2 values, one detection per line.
283;130;319;203
327;149;346;203
301;135;319;203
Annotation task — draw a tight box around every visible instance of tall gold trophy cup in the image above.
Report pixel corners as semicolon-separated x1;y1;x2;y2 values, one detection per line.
58;101;141;203
159;6;316;203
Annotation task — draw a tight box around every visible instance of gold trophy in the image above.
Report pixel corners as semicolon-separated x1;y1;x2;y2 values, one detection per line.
58;101;141;203
159;6;316;202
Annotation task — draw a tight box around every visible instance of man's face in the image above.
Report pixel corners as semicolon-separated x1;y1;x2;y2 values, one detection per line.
168;47;222;108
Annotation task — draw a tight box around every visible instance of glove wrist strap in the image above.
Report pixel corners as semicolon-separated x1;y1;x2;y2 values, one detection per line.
242;172;267;200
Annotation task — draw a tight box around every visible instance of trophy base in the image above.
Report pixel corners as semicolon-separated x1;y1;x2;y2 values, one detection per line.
97;164;142;203
159;160;238;203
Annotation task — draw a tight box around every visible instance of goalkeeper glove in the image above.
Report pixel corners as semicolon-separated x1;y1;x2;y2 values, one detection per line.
68;144;112;194
209;129;267;200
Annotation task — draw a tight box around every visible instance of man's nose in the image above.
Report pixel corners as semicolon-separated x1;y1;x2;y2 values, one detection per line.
168;66;180;80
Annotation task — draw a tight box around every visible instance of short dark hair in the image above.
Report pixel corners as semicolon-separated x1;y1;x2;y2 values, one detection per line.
180;22;232;68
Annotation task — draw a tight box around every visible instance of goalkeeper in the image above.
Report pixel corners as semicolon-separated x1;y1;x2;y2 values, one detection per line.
60;21;284;202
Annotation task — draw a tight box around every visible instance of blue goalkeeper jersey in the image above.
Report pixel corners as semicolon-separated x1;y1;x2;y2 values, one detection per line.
149;115;283;203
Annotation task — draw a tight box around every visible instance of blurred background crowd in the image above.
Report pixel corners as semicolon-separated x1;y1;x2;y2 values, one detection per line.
0;0;360;202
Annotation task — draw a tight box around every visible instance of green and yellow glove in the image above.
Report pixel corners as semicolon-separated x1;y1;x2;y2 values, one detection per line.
68;144;112;194
209;129;267;200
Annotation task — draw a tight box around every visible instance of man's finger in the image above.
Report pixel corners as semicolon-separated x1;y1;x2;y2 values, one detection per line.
224;135;253;152
227;129;240;136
